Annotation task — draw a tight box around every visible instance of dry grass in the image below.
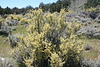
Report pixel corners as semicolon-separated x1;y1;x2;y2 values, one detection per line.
12;25;26;34
82;38;100;60
0;36;12;57
81;23;100;60
97;23;100;29
0;25;26;57
0;25;26;67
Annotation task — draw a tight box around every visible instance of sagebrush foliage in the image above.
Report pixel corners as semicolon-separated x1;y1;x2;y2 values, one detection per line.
0;57;15;67
13;9;84;67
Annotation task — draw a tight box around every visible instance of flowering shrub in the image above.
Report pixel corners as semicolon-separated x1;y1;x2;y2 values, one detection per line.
13;9;84;67
5;15;14;20
6;14;22;21
0;16;4;29
13;15;23;21
0;16;4;23
19;18;28;25
86;7;97;13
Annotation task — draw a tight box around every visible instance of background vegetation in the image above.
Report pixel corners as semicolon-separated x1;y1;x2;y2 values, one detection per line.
0;0;100;67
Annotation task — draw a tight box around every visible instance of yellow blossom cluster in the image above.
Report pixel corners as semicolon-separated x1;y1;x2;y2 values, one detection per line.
86;7;97;13
13;9;84;67
5;14;22;21
0;16;4;23
19;18;28;25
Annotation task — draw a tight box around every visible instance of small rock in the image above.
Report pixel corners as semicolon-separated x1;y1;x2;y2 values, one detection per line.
92;24;99;28
84;44;92;51
93;33;100;38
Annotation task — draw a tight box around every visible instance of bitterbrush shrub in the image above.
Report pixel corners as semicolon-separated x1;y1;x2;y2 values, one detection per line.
12;9;84;67
86;7;97;13
19;18;28;25
86;6;100;19
13;15;23;21
0;16;4;29
5;14;14;20
5;14;22;21
25;13;33;19
0;16;4;23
